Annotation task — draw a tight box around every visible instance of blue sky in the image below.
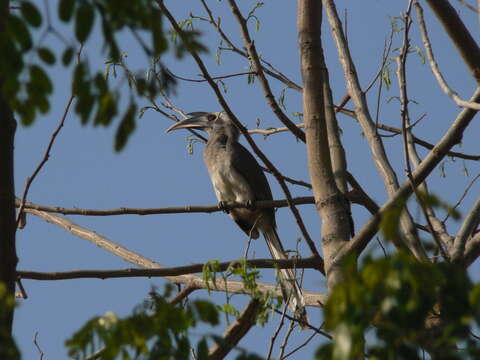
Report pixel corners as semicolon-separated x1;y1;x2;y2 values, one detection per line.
13;1;480;359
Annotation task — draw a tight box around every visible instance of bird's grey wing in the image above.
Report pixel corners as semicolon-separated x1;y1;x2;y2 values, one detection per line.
230;142;273;202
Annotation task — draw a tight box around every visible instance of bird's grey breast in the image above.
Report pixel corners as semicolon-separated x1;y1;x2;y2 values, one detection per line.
203;143;254;203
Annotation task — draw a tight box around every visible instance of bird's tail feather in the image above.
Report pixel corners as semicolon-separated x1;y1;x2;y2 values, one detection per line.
262;228;308;328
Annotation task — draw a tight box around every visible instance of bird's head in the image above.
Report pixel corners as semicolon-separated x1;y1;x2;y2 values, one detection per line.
166;112;238;139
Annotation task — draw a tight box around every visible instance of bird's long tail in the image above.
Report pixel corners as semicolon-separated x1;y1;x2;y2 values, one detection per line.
262;228;308;328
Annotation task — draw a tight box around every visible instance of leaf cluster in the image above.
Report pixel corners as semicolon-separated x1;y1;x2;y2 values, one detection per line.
66;286;219;360
317;253;480;359
0;284;20;360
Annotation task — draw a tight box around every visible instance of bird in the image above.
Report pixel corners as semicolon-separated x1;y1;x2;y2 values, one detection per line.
167;111;307;324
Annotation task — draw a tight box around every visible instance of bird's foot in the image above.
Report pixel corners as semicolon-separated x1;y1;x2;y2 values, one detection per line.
244;200;255;209
218;201;230;213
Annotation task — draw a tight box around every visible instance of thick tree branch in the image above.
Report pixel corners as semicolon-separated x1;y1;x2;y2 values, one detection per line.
208;299;261;360
0;0;17;342
297;0;351;290
425;0;480;83
323;0;428;261
26;208;327;306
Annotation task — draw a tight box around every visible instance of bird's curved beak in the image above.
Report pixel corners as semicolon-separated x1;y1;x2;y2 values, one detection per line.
166;114;210;133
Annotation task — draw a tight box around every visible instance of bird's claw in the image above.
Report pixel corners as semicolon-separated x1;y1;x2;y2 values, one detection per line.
244;200;255;209
218;201;230;213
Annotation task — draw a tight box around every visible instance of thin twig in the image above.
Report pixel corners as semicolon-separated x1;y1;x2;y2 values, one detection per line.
397;0;448;261
33;332;44;360
443;172;480;223
226;0;306;142
267;302;289;360
169;283;198;306
281;330;318;360
278;320;296;360
167;70;255;83
16;93;76;229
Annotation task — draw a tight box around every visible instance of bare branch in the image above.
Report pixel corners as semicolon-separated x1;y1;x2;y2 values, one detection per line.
25;208;327;307
16;92;75;229
425;0;480;83
16;197;317;216
208;299;261;360
396;2;450;260
443;172;480;223
17;257;322;281
335;87;480;263
415;2;480;111
298;0;352;290
455;0;479;13
198;0;302;92
323;0;428;261
33;332;44;360
167;70;256;83
226;0;306;142
464;232;480;267
451;196;480;262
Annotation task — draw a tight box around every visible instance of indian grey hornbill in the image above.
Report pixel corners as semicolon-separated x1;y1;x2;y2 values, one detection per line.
167;111;307;324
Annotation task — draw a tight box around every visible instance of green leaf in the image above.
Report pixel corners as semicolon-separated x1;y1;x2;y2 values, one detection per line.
21;1;42;27
30;65;53;94
8;15;33;51
58;0;76;22
37;47;56;65
62;47;75;66
75;2;95;43
114;103;137;152
196;339;209;360
193;300;219;326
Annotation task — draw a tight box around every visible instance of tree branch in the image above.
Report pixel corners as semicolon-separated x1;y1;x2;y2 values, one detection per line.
451;195;480;262
25;208;327;307
335;87;480;263
415;2;480;111
425;0;480;83
17;197;317;216
17;257;322;281
0;0;17;340
323;0;428;261
208;299;261;360
226;0;306;142
297;0;351;290
16;93;75;229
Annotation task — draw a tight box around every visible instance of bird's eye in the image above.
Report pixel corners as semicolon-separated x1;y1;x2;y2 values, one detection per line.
207;114;216;121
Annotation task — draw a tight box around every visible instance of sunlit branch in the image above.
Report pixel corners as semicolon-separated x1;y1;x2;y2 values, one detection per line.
25;208;326;306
